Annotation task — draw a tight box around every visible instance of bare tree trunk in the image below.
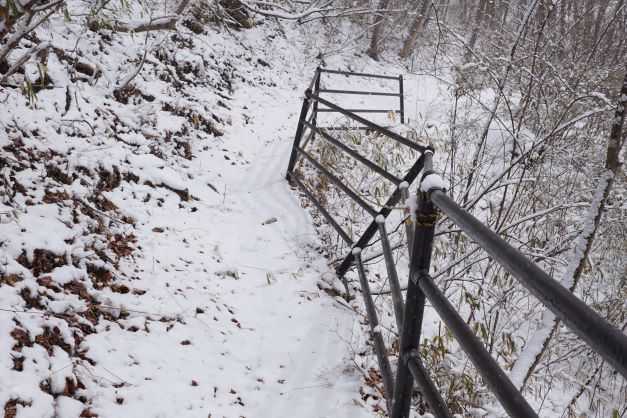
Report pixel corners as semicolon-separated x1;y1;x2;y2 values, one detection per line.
441;0;451;21
605;70;627;174
501;0;510;26
484;0;496;30
581;0;596;49
534;0;546;30
601;0;623;63
399;0;431;59
611;6;626;62
461;0;471;28
558;0;568;35
368;0;391;60
465;0;487;57
592;0;610;43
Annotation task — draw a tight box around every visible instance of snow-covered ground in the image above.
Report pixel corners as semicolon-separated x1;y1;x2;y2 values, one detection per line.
80;68;372;417
0;17;384;417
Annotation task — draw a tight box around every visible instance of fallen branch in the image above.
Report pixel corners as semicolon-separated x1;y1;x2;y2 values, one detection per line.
51;47;101;80
242;0;333;20
88;0;190;32
0;0;64;63
88;16;178;32
114;47;149;94
0;41;50;84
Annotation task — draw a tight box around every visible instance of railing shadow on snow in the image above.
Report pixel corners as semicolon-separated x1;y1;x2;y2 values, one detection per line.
285;68;627;418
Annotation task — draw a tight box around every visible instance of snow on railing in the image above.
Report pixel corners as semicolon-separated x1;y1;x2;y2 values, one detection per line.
285;69;627;418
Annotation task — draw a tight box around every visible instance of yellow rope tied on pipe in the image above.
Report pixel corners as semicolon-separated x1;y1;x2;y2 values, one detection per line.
415;212;438;227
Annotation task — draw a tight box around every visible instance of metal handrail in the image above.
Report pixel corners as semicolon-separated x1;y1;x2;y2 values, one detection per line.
317;108;401;113
287;69;627;418
417;273;538;417
319;68;400;80
319;88;401;96
404;353;452;418
355;250;395;408
427;187;627;378
306;91;424;152
287;68;421;278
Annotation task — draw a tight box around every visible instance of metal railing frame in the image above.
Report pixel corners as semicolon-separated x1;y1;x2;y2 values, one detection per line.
286;68;422;278
285;69;627;418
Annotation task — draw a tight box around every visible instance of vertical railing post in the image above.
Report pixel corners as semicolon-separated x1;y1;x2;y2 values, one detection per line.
391;151;438;418
400;181;414;256
353;248;395;409
399;176;453;418
376;216;405;331
399;75;405;124
312;67;321;131
286;89;312;178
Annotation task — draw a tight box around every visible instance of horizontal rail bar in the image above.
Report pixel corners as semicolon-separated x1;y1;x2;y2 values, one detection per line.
417;273;538;418
428;189;627;379
302;120;402;185
404;353;453;418
319;68;399;80
317;126;394;131
306;91;425;152
317;108;401;113
319;88;401;97
296;146;378;217
287;172;353;245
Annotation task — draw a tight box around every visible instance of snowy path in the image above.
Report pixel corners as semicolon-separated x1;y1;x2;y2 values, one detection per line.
82;74;372;418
